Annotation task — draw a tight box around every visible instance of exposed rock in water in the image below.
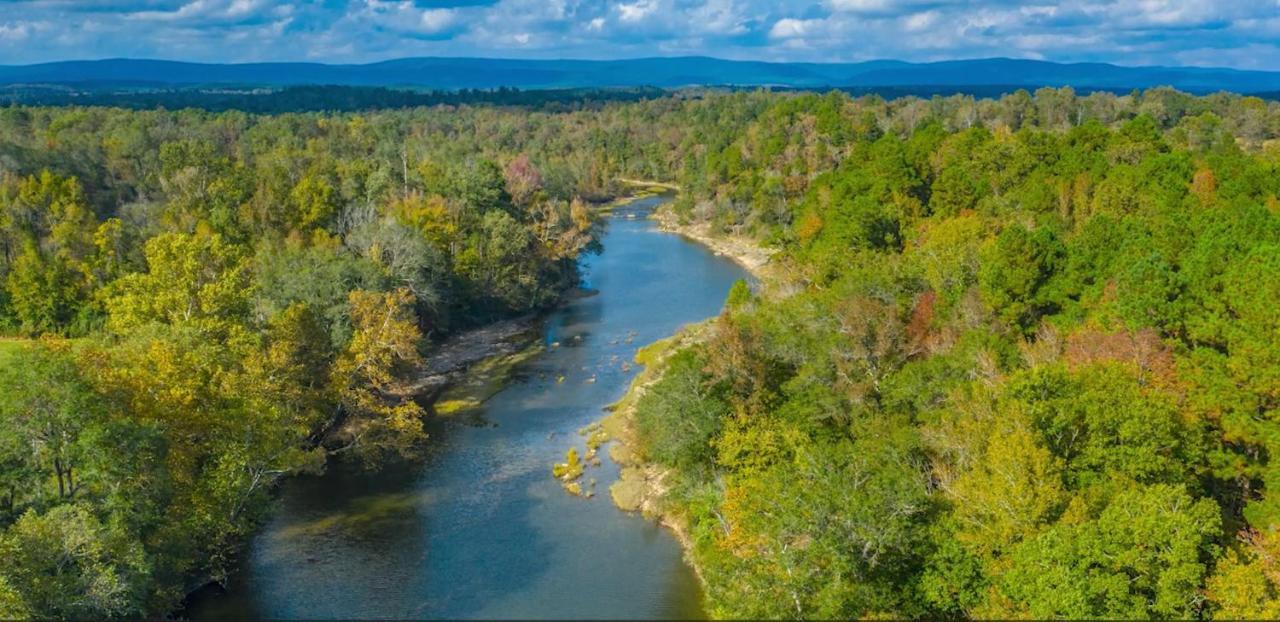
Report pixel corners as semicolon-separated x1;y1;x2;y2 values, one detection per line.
609;465;672;518
552;447;584;481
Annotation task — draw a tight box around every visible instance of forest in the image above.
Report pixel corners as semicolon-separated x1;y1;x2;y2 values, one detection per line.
0;85;672;114
1;85;1280;618
0;102;622;617
634;88;1280;618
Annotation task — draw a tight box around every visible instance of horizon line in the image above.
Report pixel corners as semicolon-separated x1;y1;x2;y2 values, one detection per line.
0;54;1267;75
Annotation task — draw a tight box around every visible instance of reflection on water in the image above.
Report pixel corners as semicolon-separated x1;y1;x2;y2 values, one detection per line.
192;194;748;620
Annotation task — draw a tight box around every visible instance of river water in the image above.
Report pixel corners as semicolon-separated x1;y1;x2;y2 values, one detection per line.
192;194;748;620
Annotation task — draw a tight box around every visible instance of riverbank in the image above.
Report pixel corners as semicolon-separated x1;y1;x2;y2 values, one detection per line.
395;314;544;409
611;179;775;278
601;321;715;553
654;214;774;279
599;185;672;214
588;190;779;592
616;178;680;191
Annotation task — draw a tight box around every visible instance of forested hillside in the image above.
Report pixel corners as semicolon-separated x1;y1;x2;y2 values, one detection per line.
2;85;1280;618
632;88;1280;618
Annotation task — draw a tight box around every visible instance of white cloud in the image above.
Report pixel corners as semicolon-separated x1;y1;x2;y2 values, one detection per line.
903;10;938;32
617;1;659;23
0;22;33;41
769;17;816;39
419;8;457;34
0;0;1278;70
828;0;892;13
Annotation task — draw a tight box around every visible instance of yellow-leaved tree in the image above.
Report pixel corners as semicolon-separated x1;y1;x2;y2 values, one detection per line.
330;287;427;460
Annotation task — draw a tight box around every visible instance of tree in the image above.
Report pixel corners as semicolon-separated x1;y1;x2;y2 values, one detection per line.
944;404;1066;558
0;504;150;619
999;484;1220;619
1207;528;1280;618
455;210;553;313
828;295;906;407
448;159;512;216
929;165;986;218
253;242;387;348
4;240;77;335
0;172;101;335
634;349;728;471
0;342;101;506
103;232;252;337
1010;364;1204;491
978;224;1064;332
288;168;340;232
503;153;543;209
330;288;426;460
708;420;929;619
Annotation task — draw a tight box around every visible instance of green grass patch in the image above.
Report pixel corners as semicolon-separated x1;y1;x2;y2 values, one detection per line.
0;338;31;367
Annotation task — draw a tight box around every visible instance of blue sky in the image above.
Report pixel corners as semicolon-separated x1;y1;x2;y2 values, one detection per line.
1;1;1279;69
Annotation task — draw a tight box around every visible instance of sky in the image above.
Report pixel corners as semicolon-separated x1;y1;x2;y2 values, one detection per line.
1;1;1279;69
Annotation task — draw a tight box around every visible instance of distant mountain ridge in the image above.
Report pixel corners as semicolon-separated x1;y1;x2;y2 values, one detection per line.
2;56;1279;94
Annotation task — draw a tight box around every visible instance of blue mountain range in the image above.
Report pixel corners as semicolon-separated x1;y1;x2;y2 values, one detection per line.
2;56;1278;94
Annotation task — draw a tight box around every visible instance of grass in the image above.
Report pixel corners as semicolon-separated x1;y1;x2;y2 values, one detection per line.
0;338;30;367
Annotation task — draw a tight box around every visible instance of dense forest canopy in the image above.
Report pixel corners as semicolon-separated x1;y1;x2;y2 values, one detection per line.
633;88;1280;618
1;85;1280;618
0;85;674;114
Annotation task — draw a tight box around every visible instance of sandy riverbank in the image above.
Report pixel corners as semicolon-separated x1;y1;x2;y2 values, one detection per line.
614;177;775;278
651;210;776;280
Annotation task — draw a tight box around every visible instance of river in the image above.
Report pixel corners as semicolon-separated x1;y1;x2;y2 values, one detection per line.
191;193;749;620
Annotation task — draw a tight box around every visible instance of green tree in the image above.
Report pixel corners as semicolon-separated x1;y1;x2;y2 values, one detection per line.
0;343;101;506
103;232;252;337
978;223;1064;332
0;504;150;619
330;288;427;460
1000;484;1220;619
634;349;728;471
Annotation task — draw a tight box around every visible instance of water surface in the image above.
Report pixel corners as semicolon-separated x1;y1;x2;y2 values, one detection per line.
195;194;747;619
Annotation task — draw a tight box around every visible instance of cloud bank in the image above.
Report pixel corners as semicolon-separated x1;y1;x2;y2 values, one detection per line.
1;0;1278;69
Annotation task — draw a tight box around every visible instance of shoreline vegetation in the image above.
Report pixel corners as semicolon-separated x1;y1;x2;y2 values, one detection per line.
602;323;714;552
